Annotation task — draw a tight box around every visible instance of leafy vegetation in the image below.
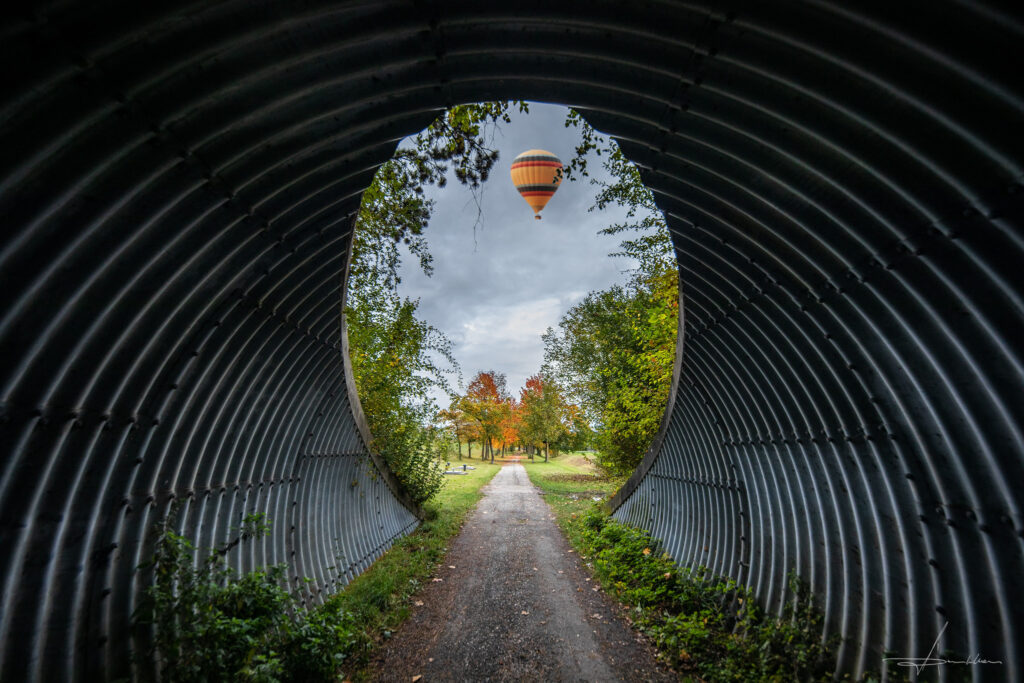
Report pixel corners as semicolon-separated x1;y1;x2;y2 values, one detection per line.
136;513;360;682
524;464;838;683
137;466;500;682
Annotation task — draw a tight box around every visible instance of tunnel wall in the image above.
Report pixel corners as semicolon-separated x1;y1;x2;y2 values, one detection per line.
0;1;1021;680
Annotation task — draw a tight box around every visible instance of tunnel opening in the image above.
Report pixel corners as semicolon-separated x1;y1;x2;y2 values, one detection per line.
342;100;680;506
0;3;1021;680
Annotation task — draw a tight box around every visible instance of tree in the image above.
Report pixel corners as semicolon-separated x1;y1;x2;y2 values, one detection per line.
459;370;510;463
438;400;480;460
519;374;569;462
556;403;594;453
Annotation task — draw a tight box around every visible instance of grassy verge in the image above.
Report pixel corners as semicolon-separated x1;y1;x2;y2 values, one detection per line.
521;452;625;513
328;461;501;679
524;457;838;682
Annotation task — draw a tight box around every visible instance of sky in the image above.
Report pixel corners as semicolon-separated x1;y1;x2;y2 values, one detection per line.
393;102;639;405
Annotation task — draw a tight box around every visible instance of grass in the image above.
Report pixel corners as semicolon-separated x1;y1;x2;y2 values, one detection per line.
524;455;838;682
324;460;501;679
522;451;626;530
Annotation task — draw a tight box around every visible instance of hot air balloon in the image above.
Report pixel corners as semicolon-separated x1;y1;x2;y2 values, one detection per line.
510;149;563;219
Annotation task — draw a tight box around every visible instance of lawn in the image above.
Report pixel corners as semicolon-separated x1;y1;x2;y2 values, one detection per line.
521;452;626;538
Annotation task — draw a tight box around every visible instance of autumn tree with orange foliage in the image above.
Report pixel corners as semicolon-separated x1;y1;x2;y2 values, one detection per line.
458;370;511;462
499;398;523;456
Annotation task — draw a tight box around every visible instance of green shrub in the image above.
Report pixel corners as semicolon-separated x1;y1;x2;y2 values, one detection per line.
572;506;837;682
135;514;365;682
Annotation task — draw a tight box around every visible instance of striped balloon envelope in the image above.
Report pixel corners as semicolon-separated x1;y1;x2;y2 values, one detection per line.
510;149;563;219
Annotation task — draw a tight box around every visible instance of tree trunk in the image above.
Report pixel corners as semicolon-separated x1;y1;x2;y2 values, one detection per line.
544;441;549;462
457;437;462;460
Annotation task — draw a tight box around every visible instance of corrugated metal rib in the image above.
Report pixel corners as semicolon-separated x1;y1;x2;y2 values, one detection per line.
0;1;1021;680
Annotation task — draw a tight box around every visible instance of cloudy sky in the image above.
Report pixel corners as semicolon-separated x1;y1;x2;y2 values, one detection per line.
394;102;639;404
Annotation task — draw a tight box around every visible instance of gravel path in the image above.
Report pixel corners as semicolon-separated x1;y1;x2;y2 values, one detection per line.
371;463;674;682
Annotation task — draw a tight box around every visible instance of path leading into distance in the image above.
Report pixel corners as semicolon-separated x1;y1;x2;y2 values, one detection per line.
372;463;674;682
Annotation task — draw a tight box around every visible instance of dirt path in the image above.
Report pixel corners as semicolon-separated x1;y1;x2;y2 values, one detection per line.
371;464;674;682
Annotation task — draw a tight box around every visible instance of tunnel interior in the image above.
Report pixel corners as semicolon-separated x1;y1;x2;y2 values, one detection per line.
0;2;1022;680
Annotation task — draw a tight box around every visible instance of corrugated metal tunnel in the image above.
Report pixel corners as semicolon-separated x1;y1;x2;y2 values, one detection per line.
0;1;1021;680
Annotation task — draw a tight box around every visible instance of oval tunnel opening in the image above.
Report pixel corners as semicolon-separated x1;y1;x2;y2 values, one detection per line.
342;101;681;507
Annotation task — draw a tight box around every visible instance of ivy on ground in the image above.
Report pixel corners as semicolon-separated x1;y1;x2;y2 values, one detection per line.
573;506;838;682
